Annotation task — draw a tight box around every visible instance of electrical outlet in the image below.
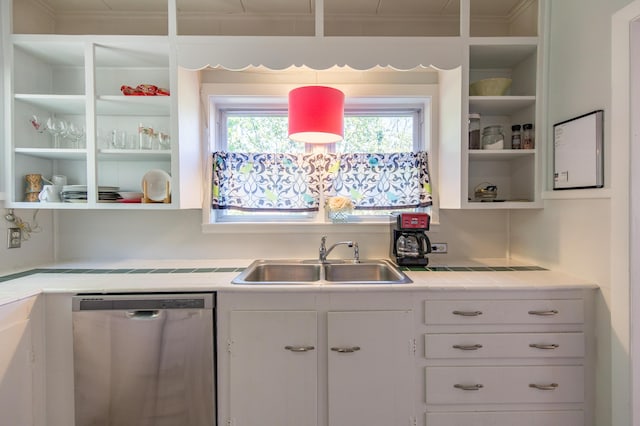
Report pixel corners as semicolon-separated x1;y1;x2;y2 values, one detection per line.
431;243;447;254
7;227;21;249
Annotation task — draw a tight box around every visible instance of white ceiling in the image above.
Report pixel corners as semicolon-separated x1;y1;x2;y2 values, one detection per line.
35;0;528;17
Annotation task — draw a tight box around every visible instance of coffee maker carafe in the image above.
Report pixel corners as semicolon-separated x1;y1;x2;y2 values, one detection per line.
391;212;431;266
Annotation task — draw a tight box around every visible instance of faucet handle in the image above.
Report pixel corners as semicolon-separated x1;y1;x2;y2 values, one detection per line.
319;236;327;261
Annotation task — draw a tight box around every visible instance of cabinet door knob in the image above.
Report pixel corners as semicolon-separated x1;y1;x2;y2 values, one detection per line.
528;309;558;316
529;343;559;350
452;344;483;351
331;346;361;353
452;310;483;316
284;345;315;352
454;383;484;391
529;383;559;390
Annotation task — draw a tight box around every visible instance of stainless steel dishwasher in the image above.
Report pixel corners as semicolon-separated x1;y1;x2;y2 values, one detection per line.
72;293;216;426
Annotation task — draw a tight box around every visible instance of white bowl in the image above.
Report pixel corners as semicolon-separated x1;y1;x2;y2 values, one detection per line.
141;169;171;201
118;191;144;200
469;78;512;96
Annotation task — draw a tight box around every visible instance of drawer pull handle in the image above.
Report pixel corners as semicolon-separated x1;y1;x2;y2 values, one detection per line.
452;310;483;316
331;346;361;353
454;383;484;391
284;345;315;352
453;344;483;351
529;383;559;390
529;343;559;350
528;309;559;316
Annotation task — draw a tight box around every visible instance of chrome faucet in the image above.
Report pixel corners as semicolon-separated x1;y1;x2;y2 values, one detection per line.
319;236;357;263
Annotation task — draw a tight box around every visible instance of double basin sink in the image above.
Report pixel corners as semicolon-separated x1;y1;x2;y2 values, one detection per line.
232;259;412;285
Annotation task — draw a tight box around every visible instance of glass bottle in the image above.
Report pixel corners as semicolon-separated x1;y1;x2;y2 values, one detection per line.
522;123;534;149
481;125;504;150
468;113;481;149
511;124;521;149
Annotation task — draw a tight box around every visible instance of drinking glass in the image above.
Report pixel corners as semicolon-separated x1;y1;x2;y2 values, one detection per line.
138;125;154;150
45;117;68;149
111;129;127;149
67;123;85;149
157;131;171;150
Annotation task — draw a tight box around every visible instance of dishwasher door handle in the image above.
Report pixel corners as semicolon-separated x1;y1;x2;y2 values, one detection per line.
126;310;161;319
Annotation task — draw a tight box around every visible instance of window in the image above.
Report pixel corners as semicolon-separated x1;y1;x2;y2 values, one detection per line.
211;102;431;224
219;109;419;153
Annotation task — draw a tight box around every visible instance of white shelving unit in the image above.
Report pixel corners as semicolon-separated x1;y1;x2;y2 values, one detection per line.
3;0;544;211
3;25;188;209
462;32;542;209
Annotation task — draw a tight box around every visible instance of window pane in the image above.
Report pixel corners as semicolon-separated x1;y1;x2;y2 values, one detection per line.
227;116;304;153
337;115;415;153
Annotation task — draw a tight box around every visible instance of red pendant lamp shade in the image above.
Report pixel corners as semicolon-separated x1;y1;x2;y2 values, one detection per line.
288;86;344;144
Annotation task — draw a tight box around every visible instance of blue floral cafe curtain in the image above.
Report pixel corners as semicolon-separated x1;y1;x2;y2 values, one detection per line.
212;152;323;211
321;152;432;209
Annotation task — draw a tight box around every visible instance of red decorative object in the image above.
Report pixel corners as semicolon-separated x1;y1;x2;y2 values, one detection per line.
120;84;170;96
136;84;158;95
288;86;344;144
120;85;145;96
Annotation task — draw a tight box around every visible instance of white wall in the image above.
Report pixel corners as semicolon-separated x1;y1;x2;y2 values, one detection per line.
0;209;55;273
53;209;508;263
510;1;635;425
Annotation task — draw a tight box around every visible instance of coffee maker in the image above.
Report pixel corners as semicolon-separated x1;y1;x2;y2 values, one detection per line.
390;212;431;266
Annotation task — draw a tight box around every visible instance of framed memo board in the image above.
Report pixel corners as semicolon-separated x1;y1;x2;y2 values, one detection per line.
553;110;604;190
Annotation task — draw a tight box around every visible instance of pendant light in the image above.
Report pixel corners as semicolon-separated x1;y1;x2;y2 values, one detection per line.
288;86;344;144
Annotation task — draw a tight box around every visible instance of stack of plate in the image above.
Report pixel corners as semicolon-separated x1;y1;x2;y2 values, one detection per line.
61;185;121;203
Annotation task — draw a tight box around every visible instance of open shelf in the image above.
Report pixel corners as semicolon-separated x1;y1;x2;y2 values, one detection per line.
15;148;87;161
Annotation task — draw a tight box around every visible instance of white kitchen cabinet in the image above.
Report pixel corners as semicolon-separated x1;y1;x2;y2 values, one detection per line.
422;290;595;426
219;287;593;426
0;319;33;426
218;293;418;426
229;310;318;426
0;296;44;426
327;311;414;426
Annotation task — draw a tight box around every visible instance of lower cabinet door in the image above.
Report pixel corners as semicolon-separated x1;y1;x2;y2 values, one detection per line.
426;410;584;426
328;310;415;426
0;319;33;426
426;365;584;405
229;310;318;426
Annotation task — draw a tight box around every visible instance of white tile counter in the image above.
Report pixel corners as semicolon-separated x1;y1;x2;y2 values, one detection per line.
0;258;598;307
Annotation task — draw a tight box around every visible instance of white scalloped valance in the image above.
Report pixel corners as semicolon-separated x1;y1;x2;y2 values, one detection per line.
176;36;464;71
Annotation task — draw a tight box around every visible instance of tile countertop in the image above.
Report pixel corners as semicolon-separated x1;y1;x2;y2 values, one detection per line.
0;258;598;307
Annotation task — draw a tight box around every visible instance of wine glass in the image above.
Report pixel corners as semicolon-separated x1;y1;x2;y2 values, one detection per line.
44;117;68;149
67;123;85;149
30;115;45;133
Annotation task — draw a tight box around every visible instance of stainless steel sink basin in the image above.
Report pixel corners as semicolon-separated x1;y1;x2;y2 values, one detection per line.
238;261;322;283
324;261;410;283
232;259;412;285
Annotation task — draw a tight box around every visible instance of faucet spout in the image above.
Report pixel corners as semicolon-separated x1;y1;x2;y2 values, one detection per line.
319;236;354;263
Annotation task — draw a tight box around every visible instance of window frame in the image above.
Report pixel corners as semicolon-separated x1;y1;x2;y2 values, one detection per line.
201;82;439;231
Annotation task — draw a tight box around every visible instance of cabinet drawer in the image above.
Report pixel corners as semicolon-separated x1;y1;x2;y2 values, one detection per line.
424;299;583;325
426;410;584;426
425;332;585;359
426;366;584;404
